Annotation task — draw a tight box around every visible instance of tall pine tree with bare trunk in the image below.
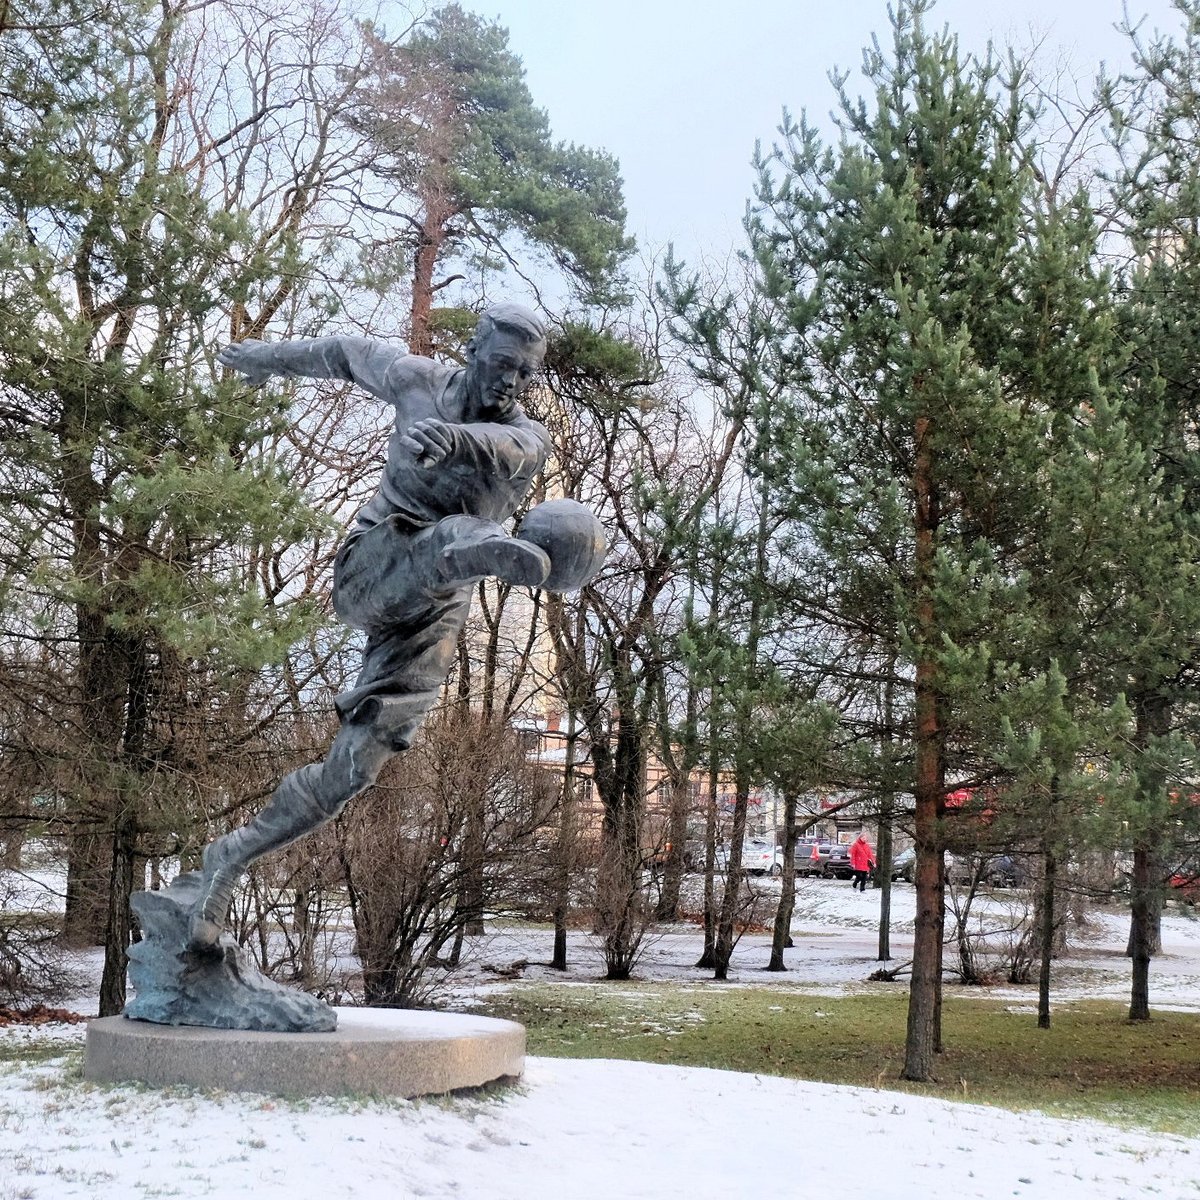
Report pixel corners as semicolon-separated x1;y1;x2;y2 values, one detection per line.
352;5;632;356
693;0;1174;1077
1106;2;1200;1022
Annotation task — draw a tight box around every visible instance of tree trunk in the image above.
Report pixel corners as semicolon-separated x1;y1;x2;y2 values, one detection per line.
1037;848;1057;1029
653;645;699;925
876;796;894;962
294;883;316;986
60;398;119;948
768;792;799;970
1128;692;1170;1020
551;710;580;971
903;412;945;1083
62;827;111;946
877;670;896;961
62;621;125;948
695;733;719;970
1036;772;1066;1030
460;788;486;939
551;903;568;972
906;821;946;1081
594;702;646;980
409;240;437;358
1129;843;1155;1021
98;806;137;1016
0;823;23;870
654;777;691;922
408;203;451;358
1125;877;1162;958
712;781;749;979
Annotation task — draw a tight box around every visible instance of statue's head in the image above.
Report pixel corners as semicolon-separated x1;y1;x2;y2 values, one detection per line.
465;303;548;417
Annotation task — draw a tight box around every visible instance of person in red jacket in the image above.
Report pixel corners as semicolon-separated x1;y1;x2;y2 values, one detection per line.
849;833;876;892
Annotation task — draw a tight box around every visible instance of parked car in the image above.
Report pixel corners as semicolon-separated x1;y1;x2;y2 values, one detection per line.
886;849;1028;888
891;847;916;883
985;854;1029;888
794;839;836;876
683;839;779;875
741;839;779;876
944;853;984;885
822;843;855;879
942;852;1030;888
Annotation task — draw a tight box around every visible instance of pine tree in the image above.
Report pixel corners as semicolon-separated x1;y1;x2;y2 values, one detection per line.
701;0;1174;1074
1105;0;1200;1020
0;0;354;1011
353;4;633;356
745;4;1035;1077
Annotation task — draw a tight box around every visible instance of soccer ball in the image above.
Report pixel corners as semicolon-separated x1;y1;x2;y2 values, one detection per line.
517;499;607;592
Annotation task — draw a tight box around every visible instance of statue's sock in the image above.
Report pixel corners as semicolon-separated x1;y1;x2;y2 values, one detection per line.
188;764;329;950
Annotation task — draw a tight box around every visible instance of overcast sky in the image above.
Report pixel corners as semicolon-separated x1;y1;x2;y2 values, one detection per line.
451;0;1184;269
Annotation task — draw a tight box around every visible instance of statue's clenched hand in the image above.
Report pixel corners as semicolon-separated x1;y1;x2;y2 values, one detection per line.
218;340;275;387
399;418;456;467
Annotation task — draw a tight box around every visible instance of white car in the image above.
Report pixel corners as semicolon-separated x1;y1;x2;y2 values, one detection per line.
741;839;781;876
696;840;782;874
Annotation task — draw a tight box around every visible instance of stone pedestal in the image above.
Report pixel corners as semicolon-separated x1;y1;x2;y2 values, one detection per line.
84;1007;525;1098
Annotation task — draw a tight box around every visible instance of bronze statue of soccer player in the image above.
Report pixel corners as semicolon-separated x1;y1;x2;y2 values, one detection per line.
126;303;605;1030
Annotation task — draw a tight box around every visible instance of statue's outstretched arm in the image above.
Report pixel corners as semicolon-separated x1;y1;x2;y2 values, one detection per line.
218;336;408;403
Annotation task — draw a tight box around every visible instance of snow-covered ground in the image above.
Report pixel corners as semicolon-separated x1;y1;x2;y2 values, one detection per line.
3;870;1200;1200
463;875;1200;1011
3;1049;1197;1200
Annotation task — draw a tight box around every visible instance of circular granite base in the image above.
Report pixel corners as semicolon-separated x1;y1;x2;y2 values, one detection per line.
84;1008;525;1098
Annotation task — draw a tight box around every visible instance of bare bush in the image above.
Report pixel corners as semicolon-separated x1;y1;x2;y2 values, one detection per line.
943;874;1035;985
229;834;351;1002
332;708;557;1007
591;839;659;980
0;877;79;1008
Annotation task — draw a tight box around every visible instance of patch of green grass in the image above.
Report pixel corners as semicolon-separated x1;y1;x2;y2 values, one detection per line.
478;984;1200;1134
0;1040;78;1067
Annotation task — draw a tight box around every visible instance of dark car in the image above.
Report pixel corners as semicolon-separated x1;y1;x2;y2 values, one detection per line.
985;854;1029;888
794;839;835;876
944;853;982;885
891;847;916;883
822;844;855;879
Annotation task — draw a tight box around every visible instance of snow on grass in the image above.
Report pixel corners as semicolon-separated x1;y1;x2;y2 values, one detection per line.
3;874;1200;1198
0;1029;1196;1200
